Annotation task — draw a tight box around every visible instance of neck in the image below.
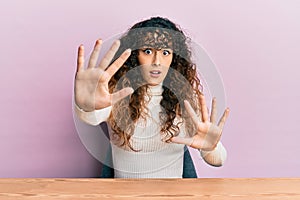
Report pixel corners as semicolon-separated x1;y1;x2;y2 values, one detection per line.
148;84;163;96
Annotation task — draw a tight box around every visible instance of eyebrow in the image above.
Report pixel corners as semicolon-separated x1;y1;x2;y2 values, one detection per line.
139;47;173;51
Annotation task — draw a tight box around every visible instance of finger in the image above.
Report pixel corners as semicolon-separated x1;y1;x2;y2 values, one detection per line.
210;97;217;123
77;45;84;72
184;100;201;127
87;39;102;69
110;87;134;105
170;136;194;146
200;95;209;122
218;108;230;130
98;40;120;70
105;49;131;79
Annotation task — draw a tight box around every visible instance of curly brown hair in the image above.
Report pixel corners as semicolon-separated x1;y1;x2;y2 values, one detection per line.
107;17;203;151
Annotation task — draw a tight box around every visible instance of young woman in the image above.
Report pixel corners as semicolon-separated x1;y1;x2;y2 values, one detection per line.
74;16;230;178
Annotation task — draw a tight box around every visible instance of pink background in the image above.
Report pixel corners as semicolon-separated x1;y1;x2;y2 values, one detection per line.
1;0;300;178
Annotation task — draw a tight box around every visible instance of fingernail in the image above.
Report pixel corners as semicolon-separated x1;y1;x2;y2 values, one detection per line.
129;87;134;93
125;48;131;54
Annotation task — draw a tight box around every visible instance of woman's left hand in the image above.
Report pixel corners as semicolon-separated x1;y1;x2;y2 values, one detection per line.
171;95;230;151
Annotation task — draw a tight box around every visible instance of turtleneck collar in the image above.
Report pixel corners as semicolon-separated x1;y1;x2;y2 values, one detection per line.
148;83;163;96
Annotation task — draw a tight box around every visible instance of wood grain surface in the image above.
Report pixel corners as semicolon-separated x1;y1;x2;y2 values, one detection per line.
0;178;299;199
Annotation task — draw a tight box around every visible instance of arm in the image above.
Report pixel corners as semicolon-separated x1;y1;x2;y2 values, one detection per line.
74;103;112;126
200;141;227;167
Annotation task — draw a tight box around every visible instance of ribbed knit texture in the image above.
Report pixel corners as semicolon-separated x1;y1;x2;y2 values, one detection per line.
112;85;185;178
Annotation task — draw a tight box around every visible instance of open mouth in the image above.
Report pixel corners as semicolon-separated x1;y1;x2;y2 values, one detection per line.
149;70;161;77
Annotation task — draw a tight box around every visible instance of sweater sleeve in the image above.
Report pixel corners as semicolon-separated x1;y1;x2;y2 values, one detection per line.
74;104;112;126
200;141;227;167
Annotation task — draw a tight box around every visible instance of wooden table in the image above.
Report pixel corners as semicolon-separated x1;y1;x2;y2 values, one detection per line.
0;178;299;199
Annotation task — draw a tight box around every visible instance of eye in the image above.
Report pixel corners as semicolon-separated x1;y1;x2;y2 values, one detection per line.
143;49;152;55
162;50;171;56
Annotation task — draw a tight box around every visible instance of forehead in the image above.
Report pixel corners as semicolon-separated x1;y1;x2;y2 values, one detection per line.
128;28;174;50
142;30;173;48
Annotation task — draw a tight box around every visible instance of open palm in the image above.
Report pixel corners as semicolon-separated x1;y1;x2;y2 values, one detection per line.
171;95;230;151
74;39;133;112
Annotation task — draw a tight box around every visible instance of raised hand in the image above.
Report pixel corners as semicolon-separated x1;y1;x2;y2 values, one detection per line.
171;95;230;151
74;39;133;112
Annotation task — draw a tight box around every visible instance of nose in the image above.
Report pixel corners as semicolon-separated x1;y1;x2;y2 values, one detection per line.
153;51;161;66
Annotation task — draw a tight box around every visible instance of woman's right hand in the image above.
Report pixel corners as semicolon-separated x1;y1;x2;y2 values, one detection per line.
74;39;133;112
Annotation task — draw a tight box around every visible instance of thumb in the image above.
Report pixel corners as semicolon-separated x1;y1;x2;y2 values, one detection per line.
170;136;194;146
111;87;134;105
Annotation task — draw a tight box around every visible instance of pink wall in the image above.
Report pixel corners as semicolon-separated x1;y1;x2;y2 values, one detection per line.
1;0;300;178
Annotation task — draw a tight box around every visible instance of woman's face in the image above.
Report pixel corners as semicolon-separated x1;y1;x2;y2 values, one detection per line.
138;47;173;86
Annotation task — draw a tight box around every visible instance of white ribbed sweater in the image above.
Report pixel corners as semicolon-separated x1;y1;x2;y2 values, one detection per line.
75;85;227;178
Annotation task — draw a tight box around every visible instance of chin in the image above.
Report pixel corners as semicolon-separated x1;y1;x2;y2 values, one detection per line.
147;82;160;86
149;79;164;86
